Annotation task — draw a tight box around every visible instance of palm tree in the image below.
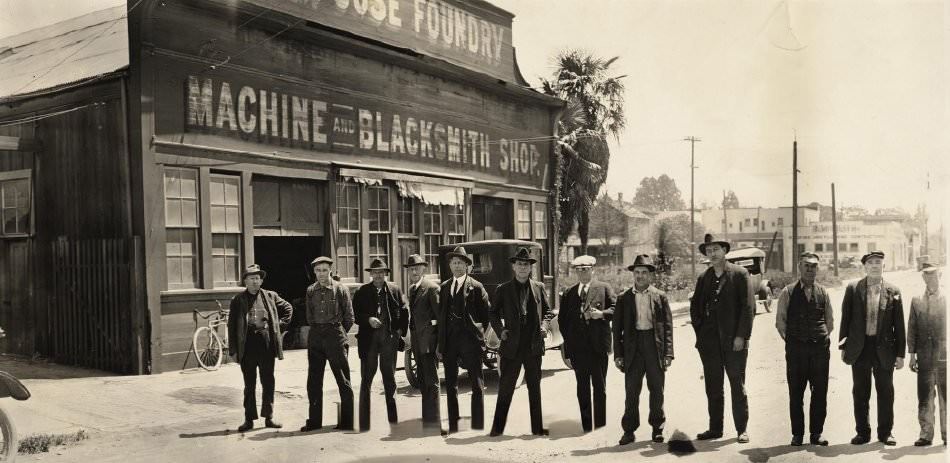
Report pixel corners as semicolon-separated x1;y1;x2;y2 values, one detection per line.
542;50;626;255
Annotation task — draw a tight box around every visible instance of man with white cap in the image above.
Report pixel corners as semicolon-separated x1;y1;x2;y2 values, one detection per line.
559;255;616;433
908;262;946;446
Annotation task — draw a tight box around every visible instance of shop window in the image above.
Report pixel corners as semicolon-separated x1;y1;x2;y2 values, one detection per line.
517;201;531;239
815;243;823;252
849;243;858;252
838;242;847;252
367;186;391;267
423;204;442;268
0;170;31;237
446;204;465;245
397;196;414;235
210;174;242;287
534;204;548;271
164;168;200;289
337;183;361;280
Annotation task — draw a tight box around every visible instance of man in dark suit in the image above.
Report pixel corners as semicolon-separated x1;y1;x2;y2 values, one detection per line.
489;247;553;437
352;258;409;431
615;254;674;445
437;246;491;433
227;264;294;433
908;262;946;447
690;234;754;443
558;254;616;433
839;251;905;446
404;254;443;434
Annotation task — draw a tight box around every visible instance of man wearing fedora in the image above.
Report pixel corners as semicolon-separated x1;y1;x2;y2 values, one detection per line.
352;258;409;431
775;252;834;446
489;247;553;437
839;251;905;446
227;264;294;433
404;254;443;433
908;262;946;446
558;254;616;433
300;256;355;432
689;234;753;443
615;254;674;445
437;245;491;433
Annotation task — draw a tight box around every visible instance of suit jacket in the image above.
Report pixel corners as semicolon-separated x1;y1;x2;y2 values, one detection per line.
353;281;409;359
227;289;293;362
839;278;906;366
558;280;616;359
613;285;674;371
437;275;491;354
908;291;947;366
408;277;441;355
689;262;754;350
490;278;553;359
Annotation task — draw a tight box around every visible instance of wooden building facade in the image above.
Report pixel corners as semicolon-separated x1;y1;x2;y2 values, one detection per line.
0;0;562;373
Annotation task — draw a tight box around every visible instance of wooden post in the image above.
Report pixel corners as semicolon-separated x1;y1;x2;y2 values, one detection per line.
831;183;839;277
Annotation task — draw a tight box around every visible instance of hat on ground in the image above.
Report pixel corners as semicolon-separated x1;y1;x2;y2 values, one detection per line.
445;246;473;265
698;233;731;256
311;256;333;267
800;252;820;264
571;255;596;268
364;258;391;272
509;247;537;264
627;254;657;272
242;264;267;280
404;254;428;268
861;251;885;265
921;262;939;273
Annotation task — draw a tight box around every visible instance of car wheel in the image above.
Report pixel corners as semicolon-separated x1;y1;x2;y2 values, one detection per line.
404;348;420;389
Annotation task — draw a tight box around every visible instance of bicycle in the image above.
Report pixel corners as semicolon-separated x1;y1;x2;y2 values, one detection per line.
191;301;230;371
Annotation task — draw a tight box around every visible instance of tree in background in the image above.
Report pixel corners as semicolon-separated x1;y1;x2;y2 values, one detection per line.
543;50;626;254
722;190;740;209
588;192;628;263
655;213;705;262
632;174;686;211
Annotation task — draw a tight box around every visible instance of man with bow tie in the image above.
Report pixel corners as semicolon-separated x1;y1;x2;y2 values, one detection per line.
558;255;616;433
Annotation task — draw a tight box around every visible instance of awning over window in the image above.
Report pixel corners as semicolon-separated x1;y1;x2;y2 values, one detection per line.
341;175;382;186
396;181;463;206
337;167;470;206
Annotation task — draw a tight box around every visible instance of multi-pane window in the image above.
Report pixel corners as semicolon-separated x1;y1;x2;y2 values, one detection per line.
517;202;531;239
397;196;414;235
0;173;30;236
815;243;823;252
337;183;361;280
839;243;847;252
777;217;784;226
446;204;465;245
367;186;391;267
210;174;242;287
164;168;199;289
849;243;858;252
423;204;442;268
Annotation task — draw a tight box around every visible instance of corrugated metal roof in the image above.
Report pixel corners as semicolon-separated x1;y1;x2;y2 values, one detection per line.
0;5;128;101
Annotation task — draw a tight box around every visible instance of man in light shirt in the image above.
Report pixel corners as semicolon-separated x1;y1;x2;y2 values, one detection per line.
907;262;946;446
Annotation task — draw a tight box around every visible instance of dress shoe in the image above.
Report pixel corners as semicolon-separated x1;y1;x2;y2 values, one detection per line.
300;424;321;432
618;432;636;445
810;434;829;446
850;434;870;445
237;421;254;433
533;428;550;436
264;418;282;429
652;428;664;443
737;432;750;443
879;434;896;446
790;435;803;446
914;438;932;447
697;430;723;440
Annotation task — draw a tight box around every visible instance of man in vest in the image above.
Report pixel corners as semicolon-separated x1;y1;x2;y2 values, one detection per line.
437;246;491;433
839;251;905;446
908;262;946;446
558;254;616;433
352;258;409;431
775;252;833;446
404;254;444;434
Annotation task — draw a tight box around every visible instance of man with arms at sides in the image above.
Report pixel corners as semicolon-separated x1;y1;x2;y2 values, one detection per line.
907;262;946;447
404;254;444;435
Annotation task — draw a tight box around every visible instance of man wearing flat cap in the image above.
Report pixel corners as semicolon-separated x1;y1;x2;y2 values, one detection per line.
775;252;834;446
839;251;905;446
437;245;491;433
907;263;946;446
489;247;553;437
689;234;754;443
615;254;674;445
352;258;409;431
300;256;355;432
559;255;616;433
227;264;294;433
404;254;443;433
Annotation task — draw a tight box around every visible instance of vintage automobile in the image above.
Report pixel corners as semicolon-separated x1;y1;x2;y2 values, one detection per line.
403;239;564;388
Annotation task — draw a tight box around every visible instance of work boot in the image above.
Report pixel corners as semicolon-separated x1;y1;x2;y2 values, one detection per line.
652;427;664;443
264;418;282;429
737;432;750;443
619;432;636;445
914;438;932;447
237;420;254;433
850;434;870;445
810;434;828;446
790;435;803;446
697;430;723;440
879;434;896;446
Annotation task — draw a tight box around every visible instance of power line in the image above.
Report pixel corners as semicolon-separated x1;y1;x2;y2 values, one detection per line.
0;102;105;127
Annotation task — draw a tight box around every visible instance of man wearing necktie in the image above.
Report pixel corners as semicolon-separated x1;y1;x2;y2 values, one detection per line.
404;254;444;434
839;251;905;446
907;262;946;446
558;255;616;433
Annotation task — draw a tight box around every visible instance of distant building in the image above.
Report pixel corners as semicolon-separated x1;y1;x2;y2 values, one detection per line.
784;216;922;271
563;193;654;267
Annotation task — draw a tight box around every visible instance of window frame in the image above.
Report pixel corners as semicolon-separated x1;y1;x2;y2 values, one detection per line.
336;182;362;282
209;173;243;288
163;167;202;290
0;169;33;238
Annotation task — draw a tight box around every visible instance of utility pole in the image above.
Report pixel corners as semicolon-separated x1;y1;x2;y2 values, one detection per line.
684;136;701;277
722;189;729;239
792;136;799;271
831;183;839;277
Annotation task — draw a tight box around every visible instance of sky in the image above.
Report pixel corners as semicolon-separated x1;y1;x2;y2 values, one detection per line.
1;0;946;229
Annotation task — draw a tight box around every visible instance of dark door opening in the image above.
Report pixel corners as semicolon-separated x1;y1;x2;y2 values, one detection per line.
254;236;322;348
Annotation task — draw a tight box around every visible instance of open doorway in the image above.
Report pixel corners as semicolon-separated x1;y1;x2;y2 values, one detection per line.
254;236;322;349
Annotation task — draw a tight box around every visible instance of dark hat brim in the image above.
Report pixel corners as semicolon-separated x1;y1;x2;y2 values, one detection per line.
365;265;391;272
403;262;428;268
242;269;267;280
699;241;730;256
627;263;656;272
446;252;472;265
509;256;538;264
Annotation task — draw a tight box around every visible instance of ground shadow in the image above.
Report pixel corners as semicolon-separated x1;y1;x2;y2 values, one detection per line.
570;438;653;457
178;429;235;438
444;430;546;445
381;418;445;442
0;355;117;380
879;443;947;460
545;418;589;441
247;426;357;441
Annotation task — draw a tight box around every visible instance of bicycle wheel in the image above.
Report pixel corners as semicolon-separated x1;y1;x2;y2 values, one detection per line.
0;404;17;462
193;327;223;371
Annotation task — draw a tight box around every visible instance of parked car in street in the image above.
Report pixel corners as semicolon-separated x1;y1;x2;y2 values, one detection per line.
724;247;773;313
